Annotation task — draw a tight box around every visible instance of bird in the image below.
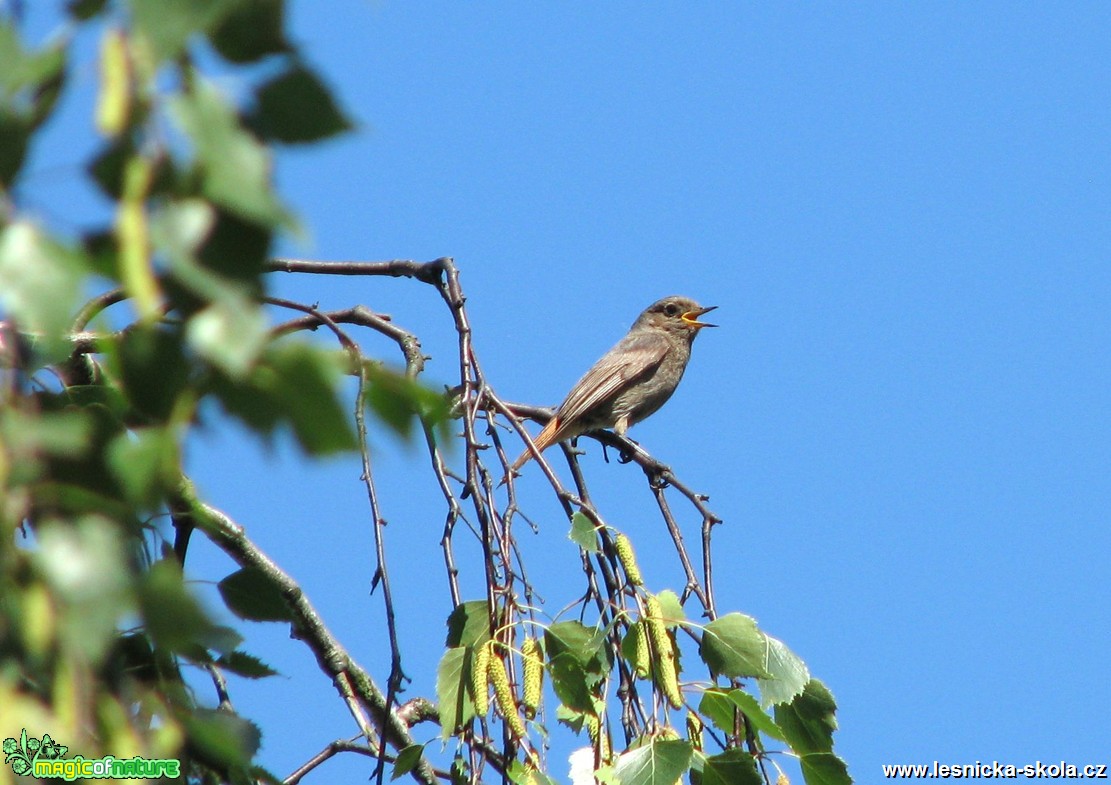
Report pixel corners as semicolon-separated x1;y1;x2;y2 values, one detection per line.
508;295;716;475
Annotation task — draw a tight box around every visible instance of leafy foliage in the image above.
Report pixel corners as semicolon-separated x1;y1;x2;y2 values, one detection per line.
0;3;437;783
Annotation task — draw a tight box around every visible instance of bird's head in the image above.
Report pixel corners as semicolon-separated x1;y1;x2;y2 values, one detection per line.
636;296;718;339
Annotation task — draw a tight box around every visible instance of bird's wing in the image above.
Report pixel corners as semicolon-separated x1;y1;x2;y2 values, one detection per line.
555;331;670;424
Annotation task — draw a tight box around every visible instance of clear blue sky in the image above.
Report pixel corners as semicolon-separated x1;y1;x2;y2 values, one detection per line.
18;1;1111;782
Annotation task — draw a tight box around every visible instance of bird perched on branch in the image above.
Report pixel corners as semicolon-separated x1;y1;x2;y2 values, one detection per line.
508;295;716;475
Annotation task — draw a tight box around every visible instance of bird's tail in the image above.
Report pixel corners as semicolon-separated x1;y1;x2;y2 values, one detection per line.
508;417;562;475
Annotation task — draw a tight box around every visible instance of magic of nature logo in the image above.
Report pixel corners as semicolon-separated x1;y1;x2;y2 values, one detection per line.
3;729;180;781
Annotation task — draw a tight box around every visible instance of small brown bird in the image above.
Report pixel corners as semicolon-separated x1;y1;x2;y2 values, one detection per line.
509;295;717;475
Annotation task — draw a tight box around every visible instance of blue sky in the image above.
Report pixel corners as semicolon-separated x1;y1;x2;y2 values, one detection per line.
16;1;1111;782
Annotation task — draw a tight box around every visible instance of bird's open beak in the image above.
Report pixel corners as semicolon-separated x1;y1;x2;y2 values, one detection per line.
681;305;718;329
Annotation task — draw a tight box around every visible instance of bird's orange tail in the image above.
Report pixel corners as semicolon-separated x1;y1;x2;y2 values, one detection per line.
508;417;562;474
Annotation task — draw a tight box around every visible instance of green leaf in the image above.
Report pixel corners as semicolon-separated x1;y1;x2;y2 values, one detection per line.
152;198;216;267
756;633;810;707
612;739;692;785
545;620;610;672
218;567;293;623
698;613;770;680
29;398;124;499
63;383;130;421
569;511;600;552
0;113;32;188
107;427;178;507
697;689;734;735
210;0;288;63
698;749;761;785
27;483;133;521
774;679;839;756
186;298;269;379
182;707;260;773
142;560;238;654
546;652;593;713
207;364;283;436
196;208;271;288
798;751;852;785
1;408;93;459
444;600;492;647
127;0;240;62
0;23;66;185
267;344;358;454
728;689;786;741
363;365;451;440
0;22;68;126
251;64;352;143
391;744;426;781
156;203;268;311
0;221;86;364
116;326;191;421
35;518;133;664
169;79;289;225
67;0;109;20
698;688;785;742
508;759;560;785
436;647;471;737
215;651;279;679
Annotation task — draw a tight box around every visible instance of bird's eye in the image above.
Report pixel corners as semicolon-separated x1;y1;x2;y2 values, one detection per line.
664;303;680;317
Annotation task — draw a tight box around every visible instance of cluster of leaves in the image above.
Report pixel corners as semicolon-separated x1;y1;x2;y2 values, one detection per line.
433;514;850;785
0;2;437;783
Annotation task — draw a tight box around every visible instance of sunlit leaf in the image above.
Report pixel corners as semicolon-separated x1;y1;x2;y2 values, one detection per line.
186;298;269;379
436;647;471;738
445;600;492;647
267;344;357;454
35;517;133;664
363;365;451;440
169;79;289;226
1;409;93;458
391;744;426;781
545;620;610;673
0;222;87;364
612;739;692;785
699;613;770;680
756;633;810;707
569;511;600;552
127;0;240;62
0;24;67;184
106;427;178;508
